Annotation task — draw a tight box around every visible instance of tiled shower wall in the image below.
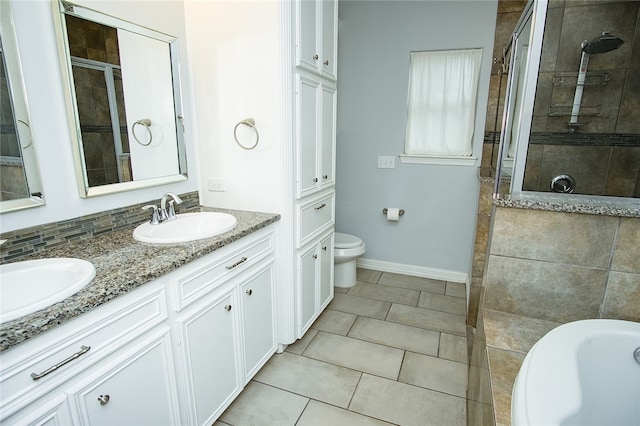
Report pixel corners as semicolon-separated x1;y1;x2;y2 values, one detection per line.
468;207;640;426
484;207;640;323
523;134;640;196
532;1;640;135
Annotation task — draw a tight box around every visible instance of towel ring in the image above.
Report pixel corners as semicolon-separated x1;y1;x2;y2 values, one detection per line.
234;118;259;150
133;119;153;146
17;119;32;149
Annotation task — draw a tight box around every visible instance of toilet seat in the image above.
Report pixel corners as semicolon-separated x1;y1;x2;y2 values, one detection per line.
335;232;362;249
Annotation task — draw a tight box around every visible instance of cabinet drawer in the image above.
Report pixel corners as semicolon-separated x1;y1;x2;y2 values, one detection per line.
174;232;274;311
297;192;334;248
0;285;167;420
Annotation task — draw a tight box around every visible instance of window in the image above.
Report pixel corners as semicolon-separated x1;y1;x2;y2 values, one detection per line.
404;49;482;160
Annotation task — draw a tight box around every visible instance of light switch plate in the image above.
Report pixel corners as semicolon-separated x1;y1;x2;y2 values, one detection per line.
377;156;396;169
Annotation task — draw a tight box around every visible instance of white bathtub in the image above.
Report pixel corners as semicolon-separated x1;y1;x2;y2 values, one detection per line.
512;319;640;426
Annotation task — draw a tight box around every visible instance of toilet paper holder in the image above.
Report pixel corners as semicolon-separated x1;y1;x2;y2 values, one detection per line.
382;208;405;216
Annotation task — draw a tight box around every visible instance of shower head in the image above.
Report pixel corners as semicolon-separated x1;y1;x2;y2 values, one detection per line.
581;32;624;54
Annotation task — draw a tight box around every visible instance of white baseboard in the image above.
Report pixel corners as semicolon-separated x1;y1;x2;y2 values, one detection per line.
356;258;467;284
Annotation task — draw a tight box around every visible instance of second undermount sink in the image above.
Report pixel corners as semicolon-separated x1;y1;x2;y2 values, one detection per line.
0;258;96;323
133;212;237;244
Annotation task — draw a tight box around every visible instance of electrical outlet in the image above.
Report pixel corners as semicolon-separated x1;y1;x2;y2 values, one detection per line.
377;156;395;169
208;177;225;192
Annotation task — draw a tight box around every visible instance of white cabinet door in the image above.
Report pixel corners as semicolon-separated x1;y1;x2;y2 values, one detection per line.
296;0;338;79
240;261;276;381
320;83;336;190
321;0;337;80
295;229;334;338
297;0;318;73
319;233;334;310
296;75;336;199
297;243;318;336
297;74;320;198
177;286;241;426
2;395;73;426
71;329;180;426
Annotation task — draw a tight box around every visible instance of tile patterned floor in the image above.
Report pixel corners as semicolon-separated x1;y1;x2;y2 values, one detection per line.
215;269;468;426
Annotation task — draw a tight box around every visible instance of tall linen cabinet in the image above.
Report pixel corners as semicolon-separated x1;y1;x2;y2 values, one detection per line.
186;0;339;345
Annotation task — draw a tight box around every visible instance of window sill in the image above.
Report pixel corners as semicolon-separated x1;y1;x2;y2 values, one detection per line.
399;154;478;166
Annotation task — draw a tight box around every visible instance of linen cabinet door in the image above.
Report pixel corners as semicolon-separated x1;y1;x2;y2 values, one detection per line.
240;261;277;381
320;83;336;190
296;74;320;198
296;0;319;73
296;244;318;337
318;232;334;310
177;286;241;426
320;0;338;79
70;329;180;426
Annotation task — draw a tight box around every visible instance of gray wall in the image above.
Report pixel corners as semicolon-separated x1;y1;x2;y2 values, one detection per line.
336;1;498;275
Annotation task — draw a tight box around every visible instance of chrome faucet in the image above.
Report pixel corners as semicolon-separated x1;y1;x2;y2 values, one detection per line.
159;192;183;222
142;192;183;225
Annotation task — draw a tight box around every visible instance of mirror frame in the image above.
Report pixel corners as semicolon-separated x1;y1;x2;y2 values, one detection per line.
54;0;188;198
0;0;45;213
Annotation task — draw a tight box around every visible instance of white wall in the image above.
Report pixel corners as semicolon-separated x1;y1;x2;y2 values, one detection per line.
336;1;497;278
1;0;199;233
184;1;287;215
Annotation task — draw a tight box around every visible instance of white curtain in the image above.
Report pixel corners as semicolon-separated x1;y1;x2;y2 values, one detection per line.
405;49;483;156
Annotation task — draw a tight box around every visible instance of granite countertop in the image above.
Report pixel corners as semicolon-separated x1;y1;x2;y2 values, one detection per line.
0;207;280;352
493;196;640;218
482;309;561;426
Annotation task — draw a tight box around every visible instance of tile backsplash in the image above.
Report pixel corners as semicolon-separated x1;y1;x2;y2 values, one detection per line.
0;191;199;263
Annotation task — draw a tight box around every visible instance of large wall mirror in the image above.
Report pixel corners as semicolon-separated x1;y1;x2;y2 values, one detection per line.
55;0;188;198
496;0;640;205
0;1;45;213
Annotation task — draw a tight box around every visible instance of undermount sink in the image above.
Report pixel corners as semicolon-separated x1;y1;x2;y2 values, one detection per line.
133;212;237;244
0;258;96;323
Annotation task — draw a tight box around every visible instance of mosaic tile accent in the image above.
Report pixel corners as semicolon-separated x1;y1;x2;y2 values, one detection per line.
0;191;200;263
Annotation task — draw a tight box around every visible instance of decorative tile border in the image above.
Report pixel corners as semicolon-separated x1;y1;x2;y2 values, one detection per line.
0;191;200;263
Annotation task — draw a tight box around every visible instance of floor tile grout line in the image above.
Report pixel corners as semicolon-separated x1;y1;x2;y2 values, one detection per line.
292;398;312;426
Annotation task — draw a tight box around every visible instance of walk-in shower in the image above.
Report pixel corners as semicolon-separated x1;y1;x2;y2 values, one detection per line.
569;31;624;128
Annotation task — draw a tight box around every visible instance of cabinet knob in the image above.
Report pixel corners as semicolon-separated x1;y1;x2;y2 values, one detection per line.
324;60;329;66
245;289;253;296
323;174;328;180
322;246;327;251
313;54;319;61
224;305;232;311
313;177;318;183
98;394;110;406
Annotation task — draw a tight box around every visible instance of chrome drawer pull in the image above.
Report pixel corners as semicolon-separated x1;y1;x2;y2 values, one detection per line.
31;345;91;380
226;256;248;270
98;394;110;406
314;203;327;210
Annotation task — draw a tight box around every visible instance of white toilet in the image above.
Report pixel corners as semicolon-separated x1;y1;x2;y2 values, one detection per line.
334;232;366;288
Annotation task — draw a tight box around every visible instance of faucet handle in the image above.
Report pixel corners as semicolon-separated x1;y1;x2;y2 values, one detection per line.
142;205;160;225
166;200;178;221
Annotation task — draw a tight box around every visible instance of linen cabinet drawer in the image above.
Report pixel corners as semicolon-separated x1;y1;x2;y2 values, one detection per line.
173;230;274;311
297;192;334;248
